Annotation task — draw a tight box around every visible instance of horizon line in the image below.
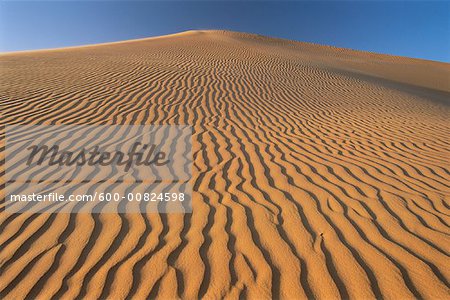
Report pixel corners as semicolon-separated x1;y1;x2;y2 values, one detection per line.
1;29;449;64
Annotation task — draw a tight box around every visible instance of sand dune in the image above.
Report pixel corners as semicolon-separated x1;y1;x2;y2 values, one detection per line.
1;30;449;299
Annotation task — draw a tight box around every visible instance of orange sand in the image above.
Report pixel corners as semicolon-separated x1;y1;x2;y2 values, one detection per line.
1;30;449;299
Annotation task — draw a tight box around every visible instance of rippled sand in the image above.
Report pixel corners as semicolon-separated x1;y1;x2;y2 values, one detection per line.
1;30;449;299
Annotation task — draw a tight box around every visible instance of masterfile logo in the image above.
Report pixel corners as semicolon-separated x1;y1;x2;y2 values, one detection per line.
5;125;193;213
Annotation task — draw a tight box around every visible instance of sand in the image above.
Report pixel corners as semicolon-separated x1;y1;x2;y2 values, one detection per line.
1;30;449;299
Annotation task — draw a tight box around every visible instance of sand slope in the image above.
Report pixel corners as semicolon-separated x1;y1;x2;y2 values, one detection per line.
1;30;449;299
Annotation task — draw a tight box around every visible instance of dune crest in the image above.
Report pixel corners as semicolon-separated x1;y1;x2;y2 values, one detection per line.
1;30;449;299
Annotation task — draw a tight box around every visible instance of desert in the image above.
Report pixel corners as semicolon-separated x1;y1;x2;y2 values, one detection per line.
1;30;449;299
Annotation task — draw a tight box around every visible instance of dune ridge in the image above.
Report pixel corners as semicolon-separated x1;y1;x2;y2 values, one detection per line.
1;30;449;299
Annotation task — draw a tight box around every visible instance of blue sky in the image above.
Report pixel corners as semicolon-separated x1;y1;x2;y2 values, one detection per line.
1;1;449;62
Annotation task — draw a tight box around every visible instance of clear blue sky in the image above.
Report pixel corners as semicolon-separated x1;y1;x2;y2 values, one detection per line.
1;1;449;62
